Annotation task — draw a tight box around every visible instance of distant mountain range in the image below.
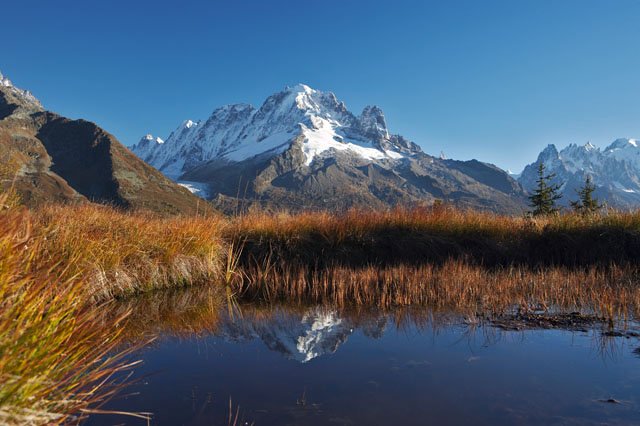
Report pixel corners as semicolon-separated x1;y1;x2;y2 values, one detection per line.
4;70;640;214
519;140;640;209
0;72;203;214
133;84;526;214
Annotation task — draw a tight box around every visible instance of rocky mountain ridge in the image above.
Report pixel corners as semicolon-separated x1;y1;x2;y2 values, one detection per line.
519;139;640;208
0;71;204;214
134;84;526;213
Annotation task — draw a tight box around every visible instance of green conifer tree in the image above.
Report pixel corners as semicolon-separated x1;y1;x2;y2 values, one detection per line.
570;175;603;215
529;162;563;216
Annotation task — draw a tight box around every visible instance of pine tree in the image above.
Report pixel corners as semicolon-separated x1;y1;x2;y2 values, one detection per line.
529;162;562;216
570;175;603;215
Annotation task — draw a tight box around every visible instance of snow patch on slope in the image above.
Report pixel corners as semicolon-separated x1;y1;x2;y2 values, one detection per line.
177;181;209;198
0;73;12;88
224;131;293;162
301;117;402;166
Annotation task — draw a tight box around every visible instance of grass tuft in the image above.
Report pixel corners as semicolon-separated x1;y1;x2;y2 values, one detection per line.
0;204;147;424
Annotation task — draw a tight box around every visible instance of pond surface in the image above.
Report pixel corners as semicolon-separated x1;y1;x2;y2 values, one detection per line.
89;291;640;425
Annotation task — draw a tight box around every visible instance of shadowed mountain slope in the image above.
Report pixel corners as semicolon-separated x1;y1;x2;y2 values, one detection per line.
0;72;205;215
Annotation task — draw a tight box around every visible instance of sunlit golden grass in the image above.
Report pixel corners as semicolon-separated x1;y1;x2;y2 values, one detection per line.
13;203;640;314
17;203;640;305
34;204;226;301
0;205;146;425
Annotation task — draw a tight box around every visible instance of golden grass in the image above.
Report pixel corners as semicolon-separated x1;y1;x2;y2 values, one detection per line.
3;201;640;423
219;206;640;318
0;201;229;423
34;204;226;301
0;206;145;425
230;206;640;268
11;203;640;313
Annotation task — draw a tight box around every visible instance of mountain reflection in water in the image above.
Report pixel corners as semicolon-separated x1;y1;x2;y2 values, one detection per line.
222;307;355;363
88;288;640;426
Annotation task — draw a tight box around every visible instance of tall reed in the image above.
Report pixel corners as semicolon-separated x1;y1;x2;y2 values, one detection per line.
235;260;640;318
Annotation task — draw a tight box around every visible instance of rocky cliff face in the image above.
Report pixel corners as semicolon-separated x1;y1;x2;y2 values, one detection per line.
0;72;204;215
134;84;526;213
519;140;640;208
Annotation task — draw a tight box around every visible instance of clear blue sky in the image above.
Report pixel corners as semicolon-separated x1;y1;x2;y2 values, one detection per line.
2;0;640;172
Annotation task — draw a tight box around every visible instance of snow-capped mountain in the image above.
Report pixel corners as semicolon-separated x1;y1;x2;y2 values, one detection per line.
135;84;417;178
0;71;42;112
519;139;640;208
133;84;526;213
132;134;164;161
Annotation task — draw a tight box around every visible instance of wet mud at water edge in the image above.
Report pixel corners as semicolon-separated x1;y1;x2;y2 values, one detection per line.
87;288;640;425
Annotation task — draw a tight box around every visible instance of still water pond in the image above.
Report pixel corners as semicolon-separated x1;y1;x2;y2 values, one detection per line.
90;292;640;425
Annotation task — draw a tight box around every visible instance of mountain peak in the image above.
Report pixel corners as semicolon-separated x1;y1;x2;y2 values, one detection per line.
141;134;164;144
0;71;12;88
0;71;203;214
537;144;559;163
273;84;347;115
135;84;416;173
359;105;389;139
605;138;638;151
284;83;315;95
132;83;525;214
132;134;165;158
0;70;43;111
520;138;640;209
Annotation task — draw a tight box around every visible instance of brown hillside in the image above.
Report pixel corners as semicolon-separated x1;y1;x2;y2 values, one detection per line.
0;79;206;215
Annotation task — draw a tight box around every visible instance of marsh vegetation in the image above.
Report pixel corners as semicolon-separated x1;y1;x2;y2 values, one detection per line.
2;200;640;423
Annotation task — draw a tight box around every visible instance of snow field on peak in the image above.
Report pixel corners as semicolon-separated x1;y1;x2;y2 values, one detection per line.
0;75;11;87
223;130;293;162
301;117;403;166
